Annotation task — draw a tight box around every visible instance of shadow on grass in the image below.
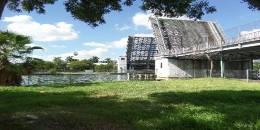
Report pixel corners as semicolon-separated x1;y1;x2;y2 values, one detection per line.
150;90;260;129
0;90;260;129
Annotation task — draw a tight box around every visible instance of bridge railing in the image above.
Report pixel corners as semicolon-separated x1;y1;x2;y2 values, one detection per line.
174;30;260;56
226;31;260;45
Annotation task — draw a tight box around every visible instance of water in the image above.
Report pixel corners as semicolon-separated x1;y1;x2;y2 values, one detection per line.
21;74;128;86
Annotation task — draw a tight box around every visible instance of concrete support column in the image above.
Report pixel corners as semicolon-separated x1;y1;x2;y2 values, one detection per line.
249;59;253;70
220;56;225;78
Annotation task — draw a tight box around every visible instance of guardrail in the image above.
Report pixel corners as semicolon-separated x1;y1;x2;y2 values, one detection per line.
173;30;260;56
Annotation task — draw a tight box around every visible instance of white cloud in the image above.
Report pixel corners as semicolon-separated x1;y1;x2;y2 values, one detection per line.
83;42;107;48
132;12;153;30
35;37;128;61
115;24;131;31
110;37;128;48
49;45;67;48
176;15;195;20
134;33;154;37
3;15;78;42
83;37;128;49
158;15;195;21
75;48;109;60
32;47;109;61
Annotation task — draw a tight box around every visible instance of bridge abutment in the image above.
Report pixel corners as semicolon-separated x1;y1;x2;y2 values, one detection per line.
155;57;253;79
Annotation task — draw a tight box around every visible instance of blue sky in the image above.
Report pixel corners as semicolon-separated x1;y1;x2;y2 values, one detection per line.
1;0;260;61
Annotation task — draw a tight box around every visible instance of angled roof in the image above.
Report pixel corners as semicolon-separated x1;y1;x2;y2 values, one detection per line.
150;17;225;57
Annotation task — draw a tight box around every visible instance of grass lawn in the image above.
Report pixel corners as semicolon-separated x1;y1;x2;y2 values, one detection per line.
1;78;260;130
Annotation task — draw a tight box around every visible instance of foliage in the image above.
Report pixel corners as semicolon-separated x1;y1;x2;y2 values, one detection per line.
53;57;67;71
243;0;260;11
0;31;42;69
141;0;216;19
0;79;260;129
104;58;113;63
68;60;94;71
0;64;22;85
65;56;78;63
0;31;42;85
94;63;116;72
22;57;55;74
253;62;260;70
48;68;57;75
89;56;99;63
20;56;117;73
0;0;216;27
1;0;260;27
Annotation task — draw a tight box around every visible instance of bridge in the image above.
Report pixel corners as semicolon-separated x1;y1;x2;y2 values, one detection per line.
150;17;260;79
175;30;260;59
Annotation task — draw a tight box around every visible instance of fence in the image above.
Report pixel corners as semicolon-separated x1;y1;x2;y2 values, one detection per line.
21;69;260;86
21;73;128;86
190;70;260;80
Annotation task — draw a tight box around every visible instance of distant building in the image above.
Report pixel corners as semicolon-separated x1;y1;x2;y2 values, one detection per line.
117;56;127;73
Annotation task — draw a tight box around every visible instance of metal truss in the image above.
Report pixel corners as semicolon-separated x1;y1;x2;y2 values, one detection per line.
126;36;158;70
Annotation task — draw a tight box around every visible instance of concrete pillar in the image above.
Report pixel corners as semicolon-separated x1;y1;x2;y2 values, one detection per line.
220;56;225;78
249;59;253;70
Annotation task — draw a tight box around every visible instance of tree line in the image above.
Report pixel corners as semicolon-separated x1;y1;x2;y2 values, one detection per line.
23;56;117;74
0;31;117;85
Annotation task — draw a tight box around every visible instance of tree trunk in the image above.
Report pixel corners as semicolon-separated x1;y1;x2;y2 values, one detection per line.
0;0;8;19
0;57;9;71
0;58;22;86
0;69;22;86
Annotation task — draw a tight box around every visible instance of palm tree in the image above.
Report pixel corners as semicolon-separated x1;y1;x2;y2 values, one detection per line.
0;31;42;85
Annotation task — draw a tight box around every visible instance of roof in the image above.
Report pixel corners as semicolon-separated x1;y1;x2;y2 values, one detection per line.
150;17;225;57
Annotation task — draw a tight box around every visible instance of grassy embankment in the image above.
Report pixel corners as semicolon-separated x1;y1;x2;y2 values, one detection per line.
0;78;260;130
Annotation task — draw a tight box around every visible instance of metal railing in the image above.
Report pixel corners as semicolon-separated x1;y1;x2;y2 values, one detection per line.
174;30;260;56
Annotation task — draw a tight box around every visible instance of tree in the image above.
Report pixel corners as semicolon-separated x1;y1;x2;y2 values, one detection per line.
0;31;42;70
104;58;113;63
53;57;66;71
0;31;42;85
22;57;55;73
141;0;216;20
89;56;99;63
68;60;94;71
243;0;260;11
0;0;216;27
95;63;116;72
65;56;78;63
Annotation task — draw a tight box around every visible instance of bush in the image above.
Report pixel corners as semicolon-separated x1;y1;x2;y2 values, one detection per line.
48;68;57;75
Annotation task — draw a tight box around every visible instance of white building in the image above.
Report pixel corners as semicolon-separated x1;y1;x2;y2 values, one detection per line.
117;56;127;73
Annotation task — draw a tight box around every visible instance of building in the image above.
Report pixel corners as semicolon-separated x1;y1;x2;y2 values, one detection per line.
117;56;127;73
150;17;259;79
126;36;158;72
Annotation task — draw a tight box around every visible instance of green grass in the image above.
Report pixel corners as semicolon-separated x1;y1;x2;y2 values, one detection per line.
1;78;260;130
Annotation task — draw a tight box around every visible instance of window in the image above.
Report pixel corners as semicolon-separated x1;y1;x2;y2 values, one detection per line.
121;58;125;60
161;62;163;68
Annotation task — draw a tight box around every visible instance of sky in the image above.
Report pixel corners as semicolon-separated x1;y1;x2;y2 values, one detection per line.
1;0;260;61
